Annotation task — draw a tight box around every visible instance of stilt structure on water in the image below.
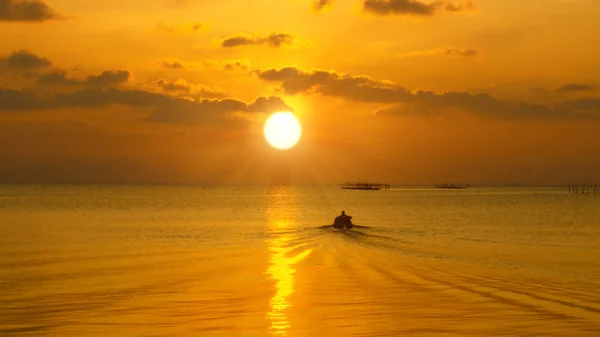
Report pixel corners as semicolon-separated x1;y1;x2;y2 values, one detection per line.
568;184;598;194
433;182;470;189
341;180;390;190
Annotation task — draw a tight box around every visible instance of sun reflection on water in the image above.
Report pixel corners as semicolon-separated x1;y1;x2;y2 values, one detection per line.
265;187;312;336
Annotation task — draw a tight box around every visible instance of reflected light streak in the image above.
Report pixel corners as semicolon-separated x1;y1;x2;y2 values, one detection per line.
265;187;312;336
267;232;312;335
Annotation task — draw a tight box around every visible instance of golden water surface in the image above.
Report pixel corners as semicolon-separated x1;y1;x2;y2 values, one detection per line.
1;185;599;336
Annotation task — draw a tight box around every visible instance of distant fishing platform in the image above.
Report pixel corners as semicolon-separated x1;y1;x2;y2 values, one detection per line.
568;184;598;194
433;183;470;189
341;180;390;190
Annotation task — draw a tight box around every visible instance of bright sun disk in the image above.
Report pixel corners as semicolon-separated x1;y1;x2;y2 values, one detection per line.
264;112;302;150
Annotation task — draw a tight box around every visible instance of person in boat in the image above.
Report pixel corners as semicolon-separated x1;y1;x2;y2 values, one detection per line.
333;210;353;229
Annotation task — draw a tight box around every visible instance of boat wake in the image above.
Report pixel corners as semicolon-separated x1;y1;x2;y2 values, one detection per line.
317;224;372;230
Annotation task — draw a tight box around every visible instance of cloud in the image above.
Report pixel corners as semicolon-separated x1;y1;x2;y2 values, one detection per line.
382;91;572;120
199;59;253;71
0;0;62;21
314;0;333;10
36;70;130;88
556;83;594;93
86;70;130;88
221;59;252;71
156;59;252;71
160;61;185;70
375;91;600;120
374;102;439;116
221;33;295;48
445;47;479;57
21;71;40;78
36;71;80;86
0;87;293;125
396;47;480;58
443;0;474;12
256;66;600;120
148;96;291;124
247;96;294;113
154;79;191;93
0;88;57;110
257;66;410;101
557;98;600;111
364;0;437;15
145;97;249;125
395;48;441;57
363;0;474;16
0;49;52;69
156;21;204;34
152;79;227;99
530;83;596;102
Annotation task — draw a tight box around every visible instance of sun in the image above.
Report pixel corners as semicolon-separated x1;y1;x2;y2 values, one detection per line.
264;112;302;150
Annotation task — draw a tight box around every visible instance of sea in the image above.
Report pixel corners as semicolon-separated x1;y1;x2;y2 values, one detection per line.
1;184;599;336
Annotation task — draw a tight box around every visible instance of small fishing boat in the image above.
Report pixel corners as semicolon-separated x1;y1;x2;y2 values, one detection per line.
333;212;354;229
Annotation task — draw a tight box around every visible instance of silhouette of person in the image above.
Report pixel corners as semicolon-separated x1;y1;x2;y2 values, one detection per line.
333;210;353;229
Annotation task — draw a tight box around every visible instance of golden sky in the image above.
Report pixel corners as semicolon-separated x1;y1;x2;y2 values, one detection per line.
1;0;599;185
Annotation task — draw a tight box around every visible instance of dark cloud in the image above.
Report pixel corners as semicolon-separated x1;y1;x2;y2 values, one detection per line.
364;0;436;15
0;87;292;125
557;98;600;111
221;33;294;48
405;91;572;119
36;70;80;86
374;102;436;116
377;91;600;120
0;88;57;110
222;60;251;71
445;48;479;57
156;59;251;71
161;61;185;70
21;71;39;78
55;88;161;108
0;0;61;21
86;70;130;88
247;96;294;113
0;49;52;69
145;97;248;125
141;97;289;125
444;0;474;12
363;0;473;16
195;88;227;100
256;66;600;120
152;79;227;99
145;95;291;124
255;67;304;82
396;47;480;58
36;70;130;88
314;0;333;10
222;35;252;47
155;79;191;93
556;83;594;93
257;67;410;101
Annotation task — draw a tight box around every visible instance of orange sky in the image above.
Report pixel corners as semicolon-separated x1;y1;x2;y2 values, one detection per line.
1;0;599;185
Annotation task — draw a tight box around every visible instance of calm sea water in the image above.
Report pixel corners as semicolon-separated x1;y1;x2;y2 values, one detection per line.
1;184;599;336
